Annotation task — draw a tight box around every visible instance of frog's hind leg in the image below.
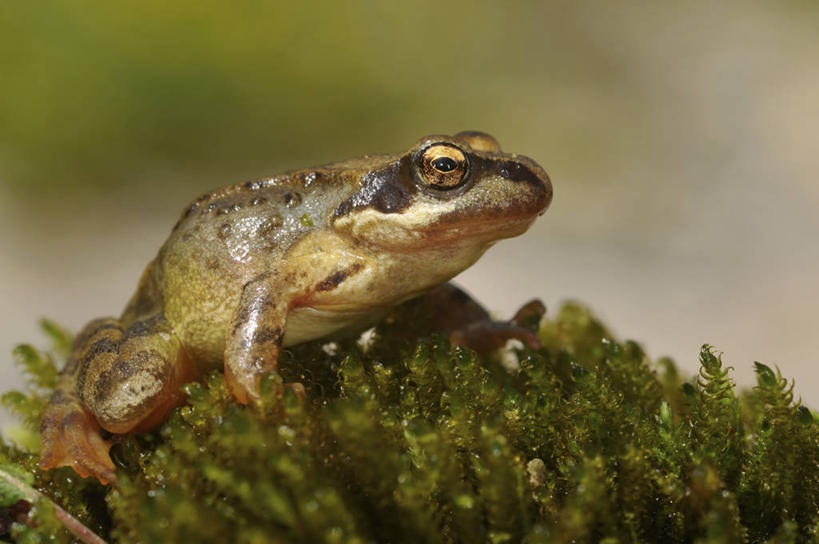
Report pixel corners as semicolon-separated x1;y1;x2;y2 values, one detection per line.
418;283;546;352
40;314;195;484
40;318;121;483
79;313;196;435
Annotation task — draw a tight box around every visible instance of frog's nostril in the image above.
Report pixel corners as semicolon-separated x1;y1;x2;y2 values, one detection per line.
499;161;547;189
499;162;524;180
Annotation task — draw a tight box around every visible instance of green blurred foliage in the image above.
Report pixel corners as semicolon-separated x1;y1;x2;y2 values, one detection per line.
0;0;597;201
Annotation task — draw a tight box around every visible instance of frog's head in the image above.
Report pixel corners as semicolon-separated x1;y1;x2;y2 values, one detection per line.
332;131;552;253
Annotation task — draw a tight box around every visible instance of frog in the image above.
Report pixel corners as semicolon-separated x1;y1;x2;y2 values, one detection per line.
39;131;553;484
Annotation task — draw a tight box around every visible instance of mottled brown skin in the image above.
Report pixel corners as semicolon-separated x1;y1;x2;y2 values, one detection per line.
40;131;553;483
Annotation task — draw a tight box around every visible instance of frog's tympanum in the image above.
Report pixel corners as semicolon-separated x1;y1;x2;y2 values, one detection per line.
40;131;552;483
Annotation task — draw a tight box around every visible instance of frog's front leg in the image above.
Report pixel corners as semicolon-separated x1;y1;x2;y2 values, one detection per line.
40;314;195;483
224;250;370;403
223;273;291;403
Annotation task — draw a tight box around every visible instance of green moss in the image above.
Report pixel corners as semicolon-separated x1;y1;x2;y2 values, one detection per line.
1;303;817;543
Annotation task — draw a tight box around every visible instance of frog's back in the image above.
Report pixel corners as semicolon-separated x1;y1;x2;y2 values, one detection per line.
166;171;343;270
165;155;391;258
131;165;367;364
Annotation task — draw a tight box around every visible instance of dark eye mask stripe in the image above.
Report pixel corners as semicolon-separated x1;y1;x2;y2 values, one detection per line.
333;157;417;217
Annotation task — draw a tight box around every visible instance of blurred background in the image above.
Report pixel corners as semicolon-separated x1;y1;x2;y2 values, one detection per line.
2;1;818;427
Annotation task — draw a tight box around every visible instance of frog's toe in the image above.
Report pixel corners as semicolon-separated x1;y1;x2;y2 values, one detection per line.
224;364;255;405
510;299;546;329
40;406;117;485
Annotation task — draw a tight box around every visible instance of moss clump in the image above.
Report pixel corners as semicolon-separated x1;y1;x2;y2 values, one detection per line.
1;303;817;543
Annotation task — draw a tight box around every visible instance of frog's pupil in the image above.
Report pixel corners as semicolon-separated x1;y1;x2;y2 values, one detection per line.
431;157;458;172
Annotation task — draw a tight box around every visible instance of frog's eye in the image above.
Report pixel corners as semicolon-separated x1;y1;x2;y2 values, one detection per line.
418;144;469;190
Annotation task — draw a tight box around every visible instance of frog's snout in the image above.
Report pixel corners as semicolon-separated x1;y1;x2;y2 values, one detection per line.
535;168;553;214
498;155;552;215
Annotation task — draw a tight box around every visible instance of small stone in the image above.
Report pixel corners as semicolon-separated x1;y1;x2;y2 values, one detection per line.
527;458;547;488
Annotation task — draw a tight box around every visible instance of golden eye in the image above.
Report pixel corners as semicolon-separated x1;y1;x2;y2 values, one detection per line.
419;144;468;189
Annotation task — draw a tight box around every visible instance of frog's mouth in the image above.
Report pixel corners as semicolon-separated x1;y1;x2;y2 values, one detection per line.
420;211;540;246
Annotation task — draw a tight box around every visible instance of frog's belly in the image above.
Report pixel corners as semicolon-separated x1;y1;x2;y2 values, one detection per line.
282;306;388;347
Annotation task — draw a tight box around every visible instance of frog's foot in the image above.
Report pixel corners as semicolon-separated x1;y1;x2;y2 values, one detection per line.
40;392;116;485
450;322;541;352
224;366;305;405
409;285;545;352
449;298;546;353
